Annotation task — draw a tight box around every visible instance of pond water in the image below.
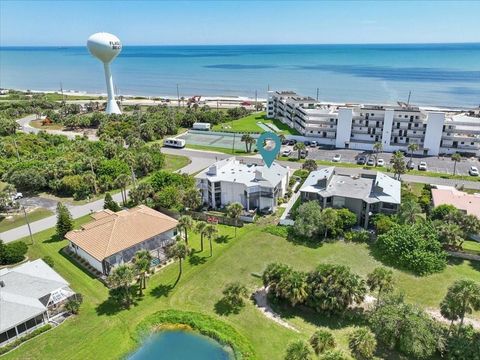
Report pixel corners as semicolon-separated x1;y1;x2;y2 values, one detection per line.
128;330;233;360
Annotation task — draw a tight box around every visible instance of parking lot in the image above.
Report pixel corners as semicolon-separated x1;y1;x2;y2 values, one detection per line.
280;143;480;176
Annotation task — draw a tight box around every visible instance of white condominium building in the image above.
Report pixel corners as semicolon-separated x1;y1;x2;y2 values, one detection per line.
195;157;290;213
267;91;480;156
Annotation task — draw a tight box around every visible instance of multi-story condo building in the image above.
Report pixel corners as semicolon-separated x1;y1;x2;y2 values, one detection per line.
195;157;290;213
299;167;401;228
267;91;480;156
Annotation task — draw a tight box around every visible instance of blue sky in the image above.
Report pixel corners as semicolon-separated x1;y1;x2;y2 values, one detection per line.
1;0;480;46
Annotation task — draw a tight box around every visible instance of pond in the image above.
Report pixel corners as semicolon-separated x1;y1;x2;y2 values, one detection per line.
128;330;234;360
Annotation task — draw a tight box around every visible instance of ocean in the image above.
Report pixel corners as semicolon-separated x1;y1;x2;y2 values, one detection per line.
1;43;479;107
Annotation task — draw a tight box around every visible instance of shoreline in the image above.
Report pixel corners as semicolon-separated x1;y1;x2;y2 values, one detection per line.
3;87;475;111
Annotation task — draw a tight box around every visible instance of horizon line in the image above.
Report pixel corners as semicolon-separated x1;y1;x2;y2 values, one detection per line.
1;41;480;48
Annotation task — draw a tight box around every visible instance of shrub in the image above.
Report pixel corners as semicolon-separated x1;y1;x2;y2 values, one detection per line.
372;214;396;235
65;298;82;314
284;340;313;360
0;241;28;265
42;256;54;267
344;229;370;243
376;222;447;275
0;325;52;356
320;349;352;360
221;282;248;312
446;325;480;360
348;327;377;360
370;294;444;359
309;329;336;355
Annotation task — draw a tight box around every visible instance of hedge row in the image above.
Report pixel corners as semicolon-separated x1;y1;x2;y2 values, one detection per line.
0;325;52;356
134;309;256;359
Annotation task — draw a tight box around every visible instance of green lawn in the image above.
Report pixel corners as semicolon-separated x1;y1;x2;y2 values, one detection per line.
0;208;53;232
162;153;191;172
463;240;480;256
213;112;300;135
5;215;480;359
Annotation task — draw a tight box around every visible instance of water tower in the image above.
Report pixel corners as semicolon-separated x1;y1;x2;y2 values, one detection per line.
87;32;122;114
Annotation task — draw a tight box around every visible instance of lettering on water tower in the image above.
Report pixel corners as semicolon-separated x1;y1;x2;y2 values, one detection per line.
109;41;121;50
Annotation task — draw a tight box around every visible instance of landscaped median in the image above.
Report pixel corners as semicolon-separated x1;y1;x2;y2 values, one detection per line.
134;309;256;359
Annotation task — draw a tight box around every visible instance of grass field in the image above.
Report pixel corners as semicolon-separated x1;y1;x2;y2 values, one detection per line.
0;208;53;232
213;113;300;135
4;214;480;360
463;240;480;256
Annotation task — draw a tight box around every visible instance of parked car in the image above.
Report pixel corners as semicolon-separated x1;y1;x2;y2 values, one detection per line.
12;192;23;200
367;157;375;166
300;149;308;159
418;161;428;171
310;141;317;147
406;160;415;170
332;154;342;162
377;158;385;166
469;166;479;176
282;149;292;157
356;156;367;165
287;139;297;146
304;141;311;146
281;138;289;145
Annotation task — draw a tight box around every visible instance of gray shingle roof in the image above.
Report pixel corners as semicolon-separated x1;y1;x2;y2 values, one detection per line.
0;259;71;332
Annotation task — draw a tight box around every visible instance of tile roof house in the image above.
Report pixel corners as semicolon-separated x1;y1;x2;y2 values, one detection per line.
66;205;178;275
431;185;480;219
300;167;401;227
195;157;290;213
0;259;75;346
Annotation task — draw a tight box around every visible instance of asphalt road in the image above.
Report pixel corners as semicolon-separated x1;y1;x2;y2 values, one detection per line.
5;115;480;244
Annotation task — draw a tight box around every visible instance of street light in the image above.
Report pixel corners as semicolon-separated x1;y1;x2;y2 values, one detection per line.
22;205;34;245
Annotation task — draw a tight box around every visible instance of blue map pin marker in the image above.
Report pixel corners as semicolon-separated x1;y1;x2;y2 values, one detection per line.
256;131;281;168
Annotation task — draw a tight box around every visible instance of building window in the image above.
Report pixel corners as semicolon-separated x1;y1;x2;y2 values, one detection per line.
414;123;418;127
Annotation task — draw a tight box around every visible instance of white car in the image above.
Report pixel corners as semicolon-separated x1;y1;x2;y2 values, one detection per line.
418;161;428;171
377;158;385;166
310;141;317;147
367;158;375;166
13;192;23;200
332;154;341;162
469;166;479;176
282;149;292;157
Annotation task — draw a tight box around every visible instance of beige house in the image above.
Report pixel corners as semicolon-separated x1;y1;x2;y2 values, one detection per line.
66;205;178;275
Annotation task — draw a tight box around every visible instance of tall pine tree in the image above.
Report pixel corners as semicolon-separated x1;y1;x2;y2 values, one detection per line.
56;202;73;239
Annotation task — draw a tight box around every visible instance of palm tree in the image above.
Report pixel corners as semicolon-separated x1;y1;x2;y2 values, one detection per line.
398;198;422;224
204;224;218;257
451;152;462;175
293;142;306;160
391;151;406;180
195;221;207;252
309;329;336;355
241;134;255;153
367;267;394;307
183;188;202;210
348;327;377;360
278;270;308;306
302;159;318;172
169;241;189;281
408;142;419;164
373;142;383;164
284;340;313;360
440;279;480;328
120;151;137;186
178;215;194;245
132;250;152;296
107;264;135;308
115;173;130;206
135;152;153;176
226;202;243;237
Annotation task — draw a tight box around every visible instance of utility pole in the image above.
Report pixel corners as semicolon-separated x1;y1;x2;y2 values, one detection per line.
232;132;236;155
407;90;412;106
176;84;180;108
12;138;20;161
316;88;319;102
22;206;34;245
89;159;99;194
60;82;66;116
255;90;258;111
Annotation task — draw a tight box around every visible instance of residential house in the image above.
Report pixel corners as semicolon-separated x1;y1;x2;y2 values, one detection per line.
0;259;75;346
65;205;178;276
